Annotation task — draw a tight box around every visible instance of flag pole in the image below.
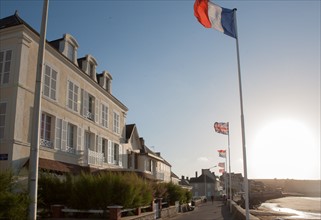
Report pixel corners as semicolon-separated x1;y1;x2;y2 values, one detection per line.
28;0;49;219
227;123;232;211
233;8;250;220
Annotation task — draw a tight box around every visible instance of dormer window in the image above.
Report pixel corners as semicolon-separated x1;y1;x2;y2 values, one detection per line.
78;55;98;82
62;34;79;65
98;70;112;93
66;41;75;61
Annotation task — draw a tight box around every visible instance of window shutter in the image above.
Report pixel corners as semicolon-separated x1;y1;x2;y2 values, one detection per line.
108;140;112;164
118;145;122;167
97;135;102;153
61;120;67;151
111;143;115;164
55;118;62;150
77;126;82;151
82;89;88;116
95;98;99;123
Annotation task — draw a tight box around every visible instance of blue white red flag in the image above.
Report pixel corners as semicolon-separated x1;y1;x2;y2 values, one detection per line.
194;0;236;38
214;122;229;135
218;149;226;158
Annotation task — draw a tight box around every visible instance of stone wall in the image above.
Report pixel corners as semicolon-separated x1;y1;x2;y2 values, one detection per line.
229;200;260;220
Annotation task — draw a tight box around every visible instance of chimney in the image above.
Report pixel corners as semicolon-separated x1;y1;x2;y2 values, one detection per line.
195;171;198;178
140;138;145;146
181;175;185;180
186;177;189;181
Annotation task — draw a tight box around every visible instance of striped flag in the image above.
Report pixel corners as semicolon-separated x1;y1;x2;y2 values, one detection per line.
218;162;225;168
219;169;225;173
194;0;236;38
218;149;226;158
214;122;229;135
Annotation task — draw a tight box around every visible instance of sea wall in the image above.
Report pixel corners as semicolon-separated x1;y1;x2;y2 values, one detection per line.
229;200;260;220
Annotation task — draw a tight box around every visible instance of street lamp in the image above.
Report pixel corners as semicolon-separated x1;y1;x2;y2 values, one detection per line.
204;165;217;199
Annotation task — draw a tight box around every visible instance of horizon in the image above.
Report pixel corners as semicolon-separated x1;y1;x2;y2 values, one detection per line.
1;0;320;180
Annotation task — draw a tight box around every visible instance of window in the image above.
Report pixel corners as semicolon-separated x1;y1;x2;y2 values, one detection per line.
84;131;94;150
67;80;79;112
43;65;57;100
0;50;12;84
89;62;95;78
113;111;120;134
102;138;108;162
100;103;108;127
0;102;6;139
66;41;75;61
82;91;95;121
40;113;53;148
67;122;76;153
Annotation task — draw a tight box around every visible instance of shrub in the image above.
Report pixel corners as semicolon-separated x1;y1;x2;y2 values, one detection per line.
0;170;29;219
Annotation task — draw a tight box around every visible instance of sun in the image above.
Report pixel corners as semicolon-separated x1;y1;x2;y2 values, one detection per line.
250;118;319;179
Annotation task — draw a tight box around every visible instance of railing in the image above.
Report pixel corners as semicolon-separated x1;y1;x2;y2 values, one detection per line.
40;139;53;148
84;111;94;120
88;149;104;166
66;146;76;154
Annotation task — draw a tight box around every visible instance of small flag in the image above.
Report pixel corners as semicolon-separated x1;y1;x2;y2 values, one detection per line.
218;149;226;158
214;122;229;135
218;162;225;168
219;169;225;173
194;0;236;38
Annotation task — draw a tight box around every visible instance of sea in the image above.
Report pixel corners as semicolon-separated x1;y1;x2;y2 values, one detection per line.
259;196;321;219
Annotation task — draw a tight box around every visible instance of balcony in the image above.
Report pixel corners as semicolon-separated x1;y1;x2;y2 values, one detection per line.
40;139;53;148
88;149;104;166
84;111;94;121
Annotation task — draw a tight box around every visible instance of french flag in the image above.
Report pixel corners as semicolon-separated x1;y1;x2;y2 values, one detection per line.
194;0;237;38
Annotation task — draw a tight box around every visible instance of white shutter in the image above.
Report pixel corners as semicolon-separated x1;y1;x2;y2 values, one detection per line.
77;126;82;151
61;120;67;151
82;90;88;116
118;144;122;167
111;143;115;164
95;98;99;123
55;118;62;150
97;136;102;153
108;140;112;164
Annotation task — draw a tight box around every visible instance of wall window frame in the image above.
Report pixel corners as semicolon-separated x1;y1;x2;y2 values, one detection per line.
113;111;120;134
43;64;58;101
67;80;79;112
0;49;12;85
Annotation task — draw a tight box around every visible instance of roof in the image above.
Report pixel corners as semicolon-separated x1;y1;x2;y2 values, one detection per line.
126;124;136;140
189;173;216;183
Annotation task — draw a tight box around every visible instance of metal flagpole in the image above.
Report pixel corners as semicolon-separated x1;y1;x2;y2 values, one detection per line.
227;123;232;211
28;0;49;219
233;9;250;220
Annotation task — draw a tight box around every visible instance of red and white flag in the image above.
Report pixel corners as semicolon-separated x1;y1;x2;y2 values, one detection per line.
219;169;225;173
218;162;225;168
214;122;229;135
218;149;226;158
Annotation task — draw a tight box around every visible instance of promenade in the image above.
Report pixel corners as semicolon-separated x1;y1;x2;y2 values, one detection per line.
170;201;233;220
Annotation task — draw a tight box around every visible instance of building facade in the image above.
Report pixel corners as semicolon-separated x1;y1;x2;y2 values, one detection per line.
0;13;171;182
189;169;219;199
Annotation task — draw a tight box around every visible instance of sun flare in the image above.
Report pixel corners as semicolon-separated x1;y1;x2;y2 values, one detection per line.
250;118;319;179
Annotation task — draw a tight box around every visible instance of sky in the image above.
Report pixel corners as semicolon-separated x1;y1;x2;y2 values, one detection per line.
1;0;320;180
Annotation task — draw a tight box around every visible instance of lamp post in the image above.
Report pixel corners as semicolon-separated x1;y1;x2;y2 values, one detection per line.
204;165;217;200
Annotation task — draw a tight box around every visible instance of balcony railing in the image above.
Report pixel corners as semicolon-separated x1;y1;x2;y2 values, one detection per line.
88;149;104;166
66;146;76;154
40;139;53;148
84;111;94;121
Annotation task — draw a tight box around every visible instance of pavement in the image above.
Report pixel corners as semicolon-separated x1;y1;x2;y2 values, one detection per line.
170;200;234;220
